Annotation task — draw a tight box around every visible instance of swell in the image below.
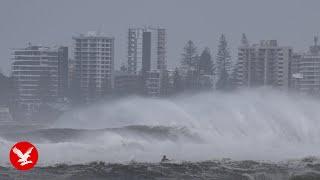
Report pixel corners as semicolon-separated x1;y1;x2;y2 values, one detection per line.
0;125;201;143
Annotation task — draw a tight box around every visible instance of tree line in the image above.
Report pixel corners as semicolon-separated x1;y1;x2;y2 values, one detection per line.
172;34;235;94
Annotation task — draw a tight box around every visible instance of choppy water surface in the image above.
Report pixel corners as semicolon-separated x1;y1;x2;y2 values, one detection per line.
1;157;320;180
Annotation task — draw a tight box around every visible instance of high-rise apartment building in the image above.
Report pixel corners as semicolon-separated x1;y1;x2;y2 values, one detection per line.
12;44;67;112
235;40;292;90
73;32;114;102
127;27;166;96
128;27;166;74
128;28;144;74
291;37;320;94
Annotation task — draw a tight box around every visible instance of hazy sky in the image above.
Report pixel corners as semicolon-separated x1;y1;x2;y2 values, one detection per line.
1;0;320;75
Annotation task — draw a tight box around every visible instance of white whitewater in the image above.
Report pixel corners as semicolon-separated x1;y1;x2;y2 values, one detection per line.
1;88;320;165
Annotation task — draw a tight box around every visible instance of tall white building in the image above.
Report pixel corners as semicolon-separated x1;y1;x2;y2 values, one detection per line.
128;27;166;74
12;45;66;112
128;28;144;74
291;37;320;94
235;40;292;90
127;27;166;96
73;32;114;102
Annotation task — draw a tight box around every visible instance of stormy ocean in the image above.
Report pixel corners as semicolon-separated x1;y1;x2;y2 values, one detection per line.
1;89;320;180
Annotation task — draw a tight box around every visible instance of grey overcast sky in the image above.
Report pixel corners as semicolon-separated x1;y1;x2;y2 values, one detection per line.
0;0;320;75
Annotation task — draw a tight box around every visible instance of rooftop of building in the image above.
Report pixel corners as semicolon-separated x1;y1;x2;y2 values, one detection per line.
73;31;114;40
128;26;166;32
13;43;66;52
308;36;320;55
239;40;292;49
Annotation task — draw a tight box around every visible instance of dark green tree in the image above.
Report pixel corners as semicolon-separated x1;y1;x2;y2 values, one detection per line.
230;61;240;89
181;41;201;90
241;33;249;47
172;68;183;94
199;47;214;75
181;40;198;69
216;68;232;90
216;34;232;90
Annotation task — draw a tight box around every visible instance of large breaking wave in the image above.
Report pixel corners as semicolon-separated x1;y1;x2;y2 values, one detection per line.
1;88;320;166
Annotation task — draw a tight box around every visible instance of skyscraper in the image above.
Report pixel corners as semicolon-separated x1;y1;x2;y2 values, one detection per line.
128;28;144;75
73;32;114;102
128;27;166;74
291;37;320;94
235;40;292;90
12;44;64;113
127;27;166;96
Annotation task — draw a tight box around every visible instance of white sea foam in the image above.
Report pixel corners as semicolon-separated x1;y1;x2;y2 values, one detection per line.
1;88;320;166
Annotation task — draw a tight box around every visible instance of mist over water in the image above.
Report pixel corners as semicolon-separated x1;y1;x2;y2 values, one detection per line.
1;88;320;166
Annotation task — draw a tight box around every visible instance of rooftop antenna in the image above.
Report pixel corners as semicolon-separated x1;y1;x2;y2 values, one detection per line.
241;33;249;46
314;36;318;46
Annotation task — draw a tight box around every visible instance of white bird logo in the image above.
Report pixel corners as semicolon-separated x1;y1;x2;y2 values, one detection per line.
12;146;34;166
